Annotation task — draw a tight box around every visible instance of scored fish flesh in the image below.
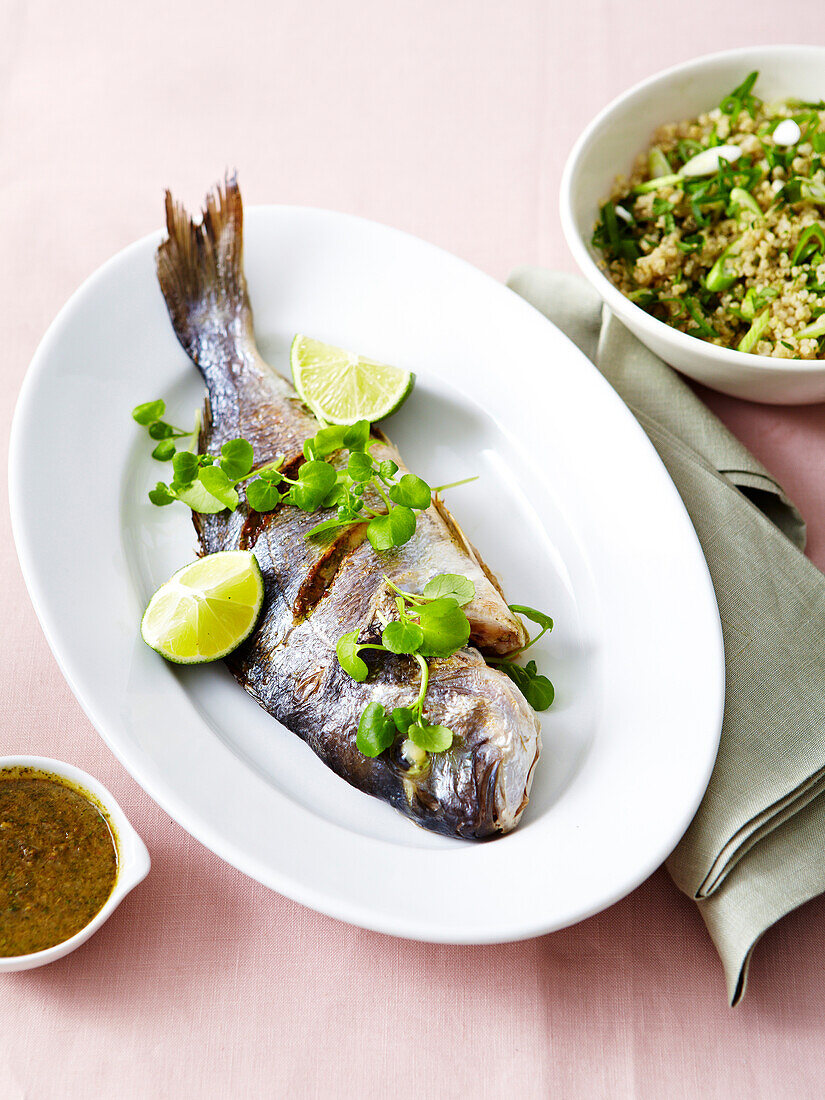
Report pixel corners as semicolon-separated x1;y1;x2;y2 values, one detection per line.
155;177;541;839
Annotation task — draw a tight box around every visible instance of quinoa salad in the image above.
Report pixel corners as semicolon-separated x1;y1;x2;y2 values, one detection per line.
592;73;825;358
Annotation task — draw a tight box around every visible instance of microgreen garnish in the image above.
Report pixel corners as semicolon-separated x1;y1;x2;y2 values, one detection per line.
336;578;554;760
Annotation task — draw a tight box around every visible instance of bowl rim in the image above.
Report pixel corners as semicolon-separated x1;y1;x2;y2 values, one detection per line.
560;43;825;375
0;755;150;968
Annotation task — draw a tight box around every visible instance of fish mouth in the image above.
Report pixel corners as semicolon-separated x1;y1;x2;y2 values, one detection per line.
397;698;541;840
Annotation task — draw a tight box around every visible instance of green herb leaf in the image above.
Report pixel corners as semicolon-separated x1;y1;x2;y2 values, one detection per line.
510;604;554;636
246;477;283;512
523;673;555;710
347;451;374;482
497;659;555;711
382;620;424;655
336;629;370;682
379;459;399;480
342;420;370;451
389;474;431;510
148;420;175;440
423;573;475;606
198;466;239;511
356;702;396;758
417;598;471;657
148;482;176;506
367;506;416;550
220;438;254;481
408;723;453;753
151;439;177;461
174;480;228;514
305;425;349;460
287;461;338;511
392;707;416;734
133;399;166;425
172;451;199;485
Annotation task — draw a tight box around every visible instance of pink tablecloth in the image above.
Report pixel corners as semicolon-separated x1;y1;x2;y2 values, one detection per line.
4;3;825;1096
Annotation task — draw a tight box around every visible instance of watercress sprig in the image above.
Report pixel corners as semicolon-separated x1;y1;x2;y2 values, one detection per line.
336;576;555;760
486;604;555;710
135;402;463;553
336;572;474;758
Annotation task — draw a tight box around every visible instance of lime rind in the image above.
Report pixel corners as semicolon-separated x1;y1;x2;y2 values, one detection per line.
291;334;414;425
141;550;264;665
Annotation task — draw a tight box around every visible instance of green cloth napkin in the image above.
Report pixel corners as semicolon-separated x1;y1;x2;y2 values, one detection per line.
509;268;825;1005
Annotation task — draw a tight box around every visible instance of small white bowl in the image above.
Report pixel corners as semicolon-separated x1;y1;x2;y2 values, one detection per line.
560;45;825;405
0;757;150;972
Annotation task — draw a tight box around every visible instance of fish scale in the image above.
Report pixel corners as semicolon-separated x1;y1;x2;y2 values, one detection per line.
155;176;541;839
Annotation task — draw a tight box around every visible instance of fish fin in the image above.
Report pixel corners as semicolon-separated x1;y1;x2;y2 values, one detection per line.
156;173;254;367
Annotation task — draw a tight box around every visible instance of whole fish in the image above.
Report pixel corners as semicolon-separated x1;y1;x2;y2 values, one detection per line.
156;177;541;839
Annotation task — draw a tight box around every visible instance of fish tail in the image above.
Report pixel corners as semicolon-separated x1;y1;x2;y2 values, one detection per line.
156;173;255;370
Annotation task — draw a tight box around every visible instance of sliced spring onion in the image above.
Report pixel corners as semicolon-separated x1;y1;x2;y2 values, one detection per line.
791;224;825;266
784;178;825;204
648;146;673;178
737;308;771;352
729;186;763;223
772;118;802;147
633;173;682;195
720;71;760;126
705;239;742;292
792;315;825;341
680;145;741;178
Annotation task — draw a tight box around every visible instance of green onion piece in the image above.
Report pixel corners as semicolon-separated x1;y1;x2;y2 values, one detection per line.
737;309;771;353
740;286;778;320
791;223;825;266
633;174;683;195
719;71;760;126
628;288;657;308
705;240;741;292
786;178;825;205
683;297;718;338
793;315;825;341
648;146;673;178
729;186;763;223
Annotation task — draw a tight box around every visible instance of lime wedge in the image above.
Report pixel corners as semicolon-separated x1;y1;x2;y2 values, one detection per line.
291;334;414;424
141;551;264;664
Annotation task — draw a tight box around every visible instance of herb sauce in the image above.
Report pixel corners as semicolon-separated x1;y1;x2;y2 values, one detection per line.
0;770;118;956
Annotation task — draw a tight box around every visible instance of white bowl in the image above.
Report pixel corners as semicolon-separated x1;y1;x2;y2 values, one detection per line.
0;757;150;972
560;45;825;405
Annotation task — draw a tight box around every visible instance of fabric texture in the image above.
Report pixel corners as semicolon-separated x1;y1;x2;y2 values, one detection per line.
508;267;825;1005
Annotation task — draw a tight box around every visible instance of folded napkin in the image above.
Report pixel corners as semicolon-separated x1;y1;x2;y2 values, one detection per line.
509;268;825;1005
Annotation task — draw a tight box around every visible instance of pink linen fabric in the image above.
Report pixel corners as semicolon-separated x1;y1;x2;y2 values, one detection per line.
4;1;825;1096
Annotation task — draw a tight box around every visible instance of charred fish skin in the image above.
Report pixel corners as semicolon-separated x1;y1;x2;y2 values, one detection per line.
155;176;541;839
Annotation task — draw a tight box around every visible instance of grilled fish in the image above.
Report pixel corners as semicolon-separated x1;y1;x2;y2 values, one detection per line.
156;177;541;838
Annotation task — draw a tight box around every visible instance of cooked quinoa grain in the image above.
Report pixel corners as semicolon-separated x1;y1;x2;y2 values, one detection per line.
593;73;825;358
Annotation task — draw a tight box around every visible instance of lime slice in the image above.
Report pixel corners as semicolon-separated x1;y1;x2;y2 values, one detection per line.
141;551;264;664
291;334;414;424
